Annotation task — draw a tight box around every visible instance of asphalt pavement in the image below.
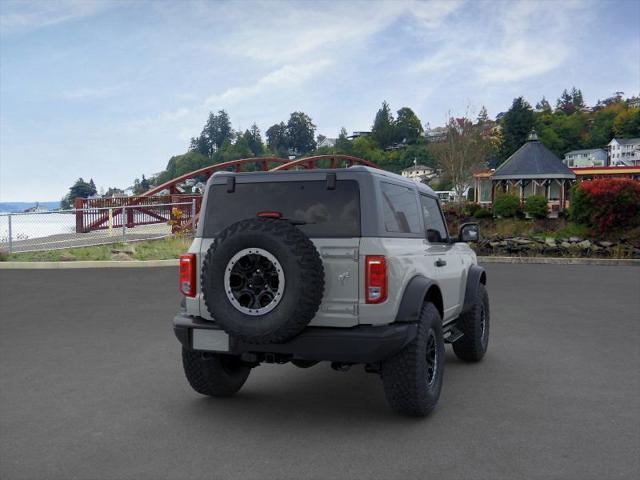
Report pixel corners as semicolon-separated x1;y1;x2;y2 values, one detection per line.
0;264;639;480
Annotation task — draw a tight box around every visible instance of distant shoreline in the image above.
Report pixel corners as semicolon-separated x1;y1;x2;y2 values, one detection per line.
0;201;61;214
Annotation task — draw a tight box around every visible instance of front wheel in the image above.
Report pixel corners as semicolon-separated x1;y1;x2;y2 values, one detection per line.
452;283;490;362
182;348;251;397
381;303;445;417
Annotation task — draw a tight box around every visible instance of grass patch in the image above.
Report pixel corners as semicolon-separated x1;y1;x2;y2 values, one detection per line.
3;236;192;262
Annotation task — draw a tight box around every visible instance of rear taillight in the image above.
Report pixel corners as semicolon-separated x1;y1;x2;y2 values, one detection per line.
365;255;387;304
179;254;196;297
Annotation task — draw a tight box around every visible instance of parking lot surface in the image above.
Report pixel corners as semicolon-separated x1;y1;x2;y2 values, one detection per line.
1;264;639;480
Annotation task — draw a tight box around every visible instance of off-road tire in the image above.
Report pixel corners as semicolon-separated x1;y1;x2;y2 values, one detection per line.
182;348;251;397
381;303;445;417
453;283;490;362
201;218;324;344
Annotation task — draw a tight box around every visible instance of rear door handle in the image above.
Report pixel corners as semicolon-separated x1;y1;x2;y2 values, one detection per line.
435;259;447;267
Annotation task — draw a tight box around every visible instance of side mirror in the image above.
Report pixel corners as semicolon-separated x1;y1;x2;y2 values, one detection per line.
458;223;479;243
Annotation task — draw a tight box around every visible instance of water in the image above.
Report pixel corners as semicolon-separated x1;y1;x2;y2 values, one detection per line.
0;213;75;243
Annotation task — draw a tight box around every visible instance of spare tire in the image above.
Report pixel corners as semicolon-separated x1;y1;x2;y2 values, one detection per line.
201;218;324;344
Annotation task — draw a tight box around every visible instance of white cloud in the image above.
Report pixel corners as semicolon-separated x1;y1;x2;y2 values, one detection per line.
412;0;585;84
0;0;116;35
205;60;333;105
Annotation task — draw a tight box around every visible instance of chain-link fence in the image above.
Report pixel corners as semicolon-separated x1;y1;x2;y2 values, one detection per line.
0;200;197;254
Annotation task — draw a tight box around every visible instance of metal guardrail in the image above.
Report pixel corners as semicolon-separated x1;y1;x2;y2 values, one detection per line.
0;201;196;254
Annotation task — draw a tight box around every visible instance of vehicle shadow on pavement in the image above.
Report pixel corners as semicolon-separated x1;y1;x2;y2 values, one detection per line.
175;350;472;425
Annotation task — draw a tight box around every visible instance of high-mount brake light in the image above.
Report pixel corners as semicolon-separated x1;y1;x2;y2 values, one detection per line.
365;255;387;304
179;254;196;297
257;211;282;218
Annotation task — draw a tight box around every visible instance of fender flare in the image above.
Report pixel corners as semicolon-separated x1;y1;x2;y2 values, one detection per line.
394;275;443;322
461;265;487;314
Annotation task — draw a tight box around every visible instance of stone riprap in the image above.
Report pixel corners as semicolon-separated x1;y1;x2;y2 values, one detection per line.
474;235;640;259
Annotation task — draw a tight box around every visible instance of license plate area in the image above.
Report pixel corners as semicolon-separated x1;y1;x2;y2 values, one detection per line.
192;329;230;352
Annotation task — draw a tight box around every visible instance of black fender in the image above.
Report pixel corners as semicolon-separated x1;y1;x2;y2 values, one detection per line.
461;265;487;314
394;275;443;322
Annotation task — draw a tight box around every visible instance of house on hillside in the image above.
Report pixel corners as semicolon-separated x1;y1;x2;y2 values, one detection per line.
563;148;608;168
473;130;576;217
347;131;371;140
317;137;337;148
401;162;437;183
608;138;640;166
424;126;447;143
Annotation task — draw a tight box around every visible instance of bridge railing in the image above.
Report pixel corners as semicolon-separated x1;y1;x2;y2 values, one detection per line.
74;195;201;233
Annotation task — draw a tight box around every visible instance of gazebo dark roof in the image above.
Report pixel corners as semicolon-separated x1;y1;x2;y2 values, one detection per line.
493;131;576;180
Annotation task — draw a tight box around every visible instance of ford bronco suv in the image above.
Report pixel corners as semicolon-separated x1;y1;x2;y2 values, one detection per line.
173;166;489;416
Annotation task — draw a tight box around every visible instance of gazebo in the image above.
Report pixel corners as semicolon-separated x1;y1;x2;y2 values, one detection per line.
474;131;576;216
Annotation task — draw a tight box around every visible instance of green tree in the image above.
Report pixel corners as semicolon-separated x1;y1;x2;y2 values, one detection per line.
371;101;395;148
571;87;585;110
351;136;385;164
556;89;575;114
395;107;423;144
499;97;535;164
286;111;317;155
477;106;490;124
266;122;289;156
335;127;352;154
613;109;640;137
198;110;233;156
62;178;98;208
535;96;552;113
243;123;264;156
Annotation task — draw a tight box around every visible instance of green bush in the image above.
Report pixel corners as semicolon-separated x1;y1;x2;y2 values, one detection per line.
474;208;493;219
463;202;481;217
524;195;549;219
493;193;521;218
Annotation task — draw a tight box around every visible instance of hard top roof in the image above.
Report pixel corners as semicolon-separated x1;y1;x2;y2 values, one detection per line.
210;165;437;195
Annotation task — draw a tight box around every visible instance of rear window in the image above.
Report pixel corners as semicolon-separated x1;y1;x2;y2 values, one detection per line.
203;180;360;238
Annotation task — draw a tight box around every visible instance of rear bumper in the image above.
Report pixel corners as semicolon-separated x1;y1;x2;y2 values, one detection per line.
173;312;417;364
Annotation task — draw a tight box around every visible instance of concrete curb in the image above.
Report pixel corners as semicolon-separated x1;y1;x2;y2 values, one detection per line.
0;259;179;269
1;256;638;269
478;256;640;266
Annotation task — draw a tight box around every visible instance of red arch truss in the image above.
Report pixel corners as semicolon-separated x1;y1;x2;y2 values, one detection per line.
269;155;380;172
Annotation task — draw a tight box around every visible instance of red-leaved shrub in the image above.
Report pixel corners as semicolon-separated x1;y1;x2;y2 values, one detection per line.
570;179;640;233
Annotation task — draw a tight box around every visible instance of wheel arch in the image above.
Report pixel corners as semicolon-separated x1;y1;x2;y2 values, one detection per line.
462;265;487;314
394;275;444;322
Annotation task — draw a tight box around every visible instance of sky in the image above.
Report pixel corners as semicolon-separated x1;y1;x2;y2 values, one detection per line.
1;0;639;202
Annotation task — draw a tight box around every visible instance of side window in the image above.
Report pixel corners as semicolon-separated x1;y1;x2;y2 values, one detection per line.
380;182;421;234
420;195;448;243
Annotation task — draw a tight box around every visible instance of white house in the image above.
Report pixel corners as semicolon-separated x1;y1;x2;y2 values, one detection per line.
608;138;640;166
317;137;337;148
401;163;437;183
563;148;608;168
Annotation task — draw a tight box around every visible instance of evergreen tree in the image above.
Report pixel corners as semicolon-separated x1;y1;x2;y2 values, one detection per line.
477;106;490;124
535;97;552;113
371;101;395;148
395;107;424;143
200;110;233;155
556;89;576;114
243;123;264;156
571;87;585;110
335;127;352;153
499;97;535;164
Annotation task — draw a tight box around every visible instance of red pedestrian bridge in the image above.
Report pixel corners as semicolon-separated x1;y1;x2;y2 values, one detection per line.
74;155;379;233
